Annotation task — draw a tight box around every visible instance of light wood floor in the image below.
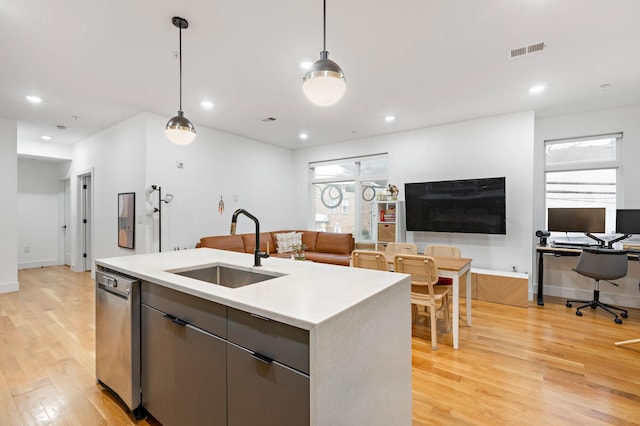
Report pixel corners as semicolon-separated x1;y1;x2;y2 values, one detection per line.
2;266;640;425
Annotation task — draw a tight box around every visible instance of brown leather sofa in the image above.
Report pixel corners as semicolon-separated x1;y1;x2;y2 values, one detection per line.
196;230;355;266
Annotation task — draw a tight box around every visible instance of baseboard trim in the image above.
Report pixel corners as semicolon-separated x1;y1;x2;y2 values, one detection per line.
0;281;19;293
543;285;640;309
18;259;59;270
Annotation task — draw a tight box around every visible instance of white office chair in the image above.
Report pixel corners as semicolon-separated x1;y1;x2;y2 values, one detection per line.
566;248;629;324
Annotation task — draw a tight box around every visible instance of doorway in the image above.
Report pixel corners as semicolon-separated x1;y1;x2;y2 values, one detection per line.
78;173;93;272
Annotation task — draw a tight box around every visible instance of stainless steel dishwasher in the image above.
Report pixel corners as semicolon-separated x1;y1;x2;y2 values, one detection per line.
96;268;143;417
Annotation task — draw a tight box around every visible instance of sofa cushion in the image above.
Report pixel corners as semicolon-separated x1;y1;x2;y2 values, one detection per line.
300;231;319;252
315;232;355;255
274;231;303;253
241;232;275;254
198;235;245;252
304;252;351;266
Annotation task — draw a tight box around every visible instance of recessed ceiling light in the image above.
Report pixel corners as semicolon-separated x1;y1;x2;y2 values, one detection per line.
529;85;545;94
201;100;214;109
299;133;308;140
300;61;312;70
41;135;51;140
26;95;42;103
385;115;396;122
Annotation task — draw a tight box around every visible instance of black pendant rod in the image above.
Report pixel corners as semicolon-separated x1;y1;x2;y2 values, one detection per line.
323;0;326;51
178;25;183;112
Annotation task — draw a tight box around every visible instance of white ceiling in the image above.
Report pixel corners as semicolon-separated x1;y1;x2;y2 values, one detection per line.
2;0;640;151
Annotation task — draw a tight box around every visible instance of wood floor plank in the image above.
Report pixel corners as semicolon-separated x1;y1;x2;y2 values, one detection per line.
2;266;640;425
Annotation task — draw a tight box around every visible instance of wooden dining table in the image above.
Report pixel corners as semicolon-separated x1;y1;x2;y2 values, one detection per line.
384;253;472;349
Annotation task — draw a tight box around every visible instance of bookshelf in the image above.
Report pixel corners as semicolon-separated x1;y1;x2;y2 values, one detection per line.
373;200;405;250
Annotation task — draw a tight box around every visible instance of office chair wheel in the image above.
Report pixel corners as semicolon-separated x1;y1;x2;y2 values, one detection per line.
615;318;623;324
576;310;582;316
621;312;628;318
566;302;572;308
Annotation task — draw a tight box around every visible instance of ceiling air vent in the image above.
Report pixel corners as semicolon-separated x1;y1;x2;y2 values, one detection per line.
508;42;546;59
260;117;277;123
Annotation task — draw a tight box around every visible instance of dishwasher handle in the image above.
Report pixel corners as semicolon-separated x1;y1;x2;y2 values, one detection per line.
96;271;138;298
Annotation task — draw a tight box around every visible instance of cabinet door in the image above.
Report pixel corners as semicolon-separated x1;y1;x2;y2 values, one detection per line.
142;304;227;426
141;304;174;424
227;343;309;426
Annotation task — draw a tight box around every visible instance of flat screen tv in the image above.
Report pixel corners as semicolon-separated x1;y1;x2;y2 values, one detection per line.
616;209;640;234
547;207;605;233
404;177;506;234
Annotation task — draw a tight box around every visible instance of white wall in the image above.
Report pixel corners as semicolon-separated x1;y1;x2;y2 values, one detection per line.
62;112;296;273
17;159;60;269
293;111;535;275
18;140;72;161
534;104;640;307
69;113;148;271
0;117;18;293
144;113;296;250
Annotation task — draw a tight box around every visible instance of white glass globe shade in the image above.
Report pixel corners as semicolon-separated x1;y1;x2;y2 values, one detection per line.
303;73;346;106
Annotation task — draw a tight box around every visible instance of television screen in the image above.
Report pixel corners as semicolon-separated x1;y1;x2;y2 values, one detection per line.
616;209;640;234
404;177;506;234
547;207;606;233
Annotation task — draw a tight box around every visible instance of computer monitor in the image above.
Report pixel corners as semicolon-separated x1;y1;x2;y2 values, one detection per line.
616;209;640;234
547;207;606;233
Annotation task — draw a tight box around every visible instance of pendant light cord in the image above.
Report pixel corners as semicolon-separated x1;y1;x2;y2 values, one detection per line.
179;26;183;112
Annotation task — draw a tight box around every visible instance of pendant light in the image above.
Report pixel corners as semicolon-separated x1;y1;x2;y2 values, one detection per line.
302;0;346;106
165;16;196;145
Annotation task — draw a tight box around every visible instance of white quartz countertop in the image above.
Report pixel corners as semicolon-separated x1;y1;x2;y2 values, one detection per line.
96;248;409;330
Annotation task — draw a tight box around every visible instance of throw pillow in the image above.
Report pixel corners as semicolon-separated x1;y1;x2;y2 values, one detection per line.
275;232;303;253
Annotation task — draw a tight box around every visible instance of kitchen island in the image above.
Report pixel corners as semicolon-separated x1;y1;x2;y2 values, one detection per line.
96;248;411;426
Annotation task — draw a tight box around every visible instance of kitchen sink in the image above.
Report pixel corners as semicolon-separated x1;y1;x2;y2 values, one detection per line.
171;264;283;289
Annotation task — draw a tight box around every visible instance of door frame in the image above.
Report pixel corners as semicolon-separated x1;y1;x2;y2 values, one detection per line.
72;169;94;273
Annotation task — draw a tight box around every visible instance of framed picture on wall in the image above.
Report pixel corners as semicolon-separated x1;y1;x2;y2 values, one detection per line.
118;192;135;249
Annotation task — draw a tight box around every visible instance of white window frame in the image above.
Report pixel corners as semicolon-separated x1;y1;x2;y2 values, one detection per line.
309;154;388;241
544;133;622;233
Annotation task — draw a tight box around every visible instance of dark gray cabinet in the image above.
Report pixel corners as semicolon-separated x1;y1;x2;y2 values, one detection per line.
141;283;310;425
227;343;309;426
227;307;310;425
141;281;227;426
141;304;227;426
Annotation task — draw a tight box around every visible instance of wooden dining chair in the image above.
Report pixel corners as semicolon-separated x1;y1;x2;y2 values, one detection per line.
384;242;418;255
351;250;389;271
423;244;461;258
394;254;451;350
423;245;461;285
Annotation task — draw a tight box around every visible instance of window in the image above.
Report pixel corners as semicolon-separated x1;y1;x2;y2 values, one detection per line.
544;134;621;232
341;199;350;215
310;154;388;241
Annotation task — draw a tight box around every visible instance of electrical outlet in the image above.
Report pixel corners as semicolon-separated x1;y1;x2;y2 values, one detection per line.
24;246;30;254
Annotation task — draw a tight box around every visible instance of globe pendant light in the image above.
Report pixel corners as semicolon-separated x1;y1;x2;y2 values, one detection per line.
302;0;346;106
166;16;196;145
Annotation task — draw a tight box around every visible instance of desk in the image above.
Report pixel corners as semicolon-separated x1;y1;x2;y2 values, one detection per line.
535;245;639;306
385;253;472;349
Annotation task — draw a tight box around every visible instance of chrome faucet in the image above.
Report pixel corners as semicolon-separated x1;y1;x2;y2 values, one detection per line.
230;209;269;267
